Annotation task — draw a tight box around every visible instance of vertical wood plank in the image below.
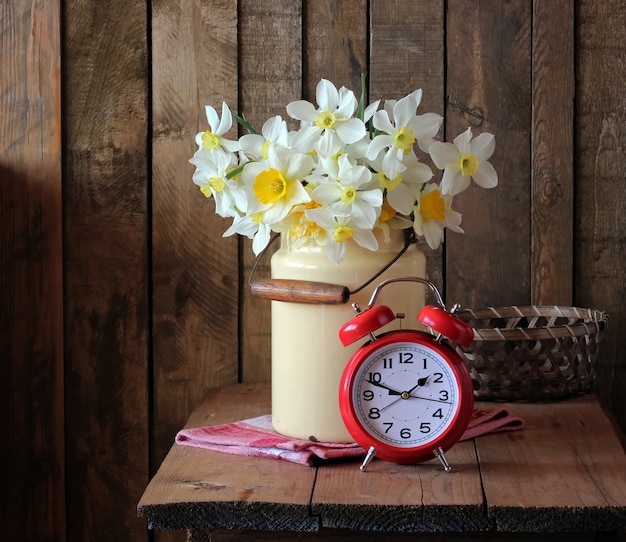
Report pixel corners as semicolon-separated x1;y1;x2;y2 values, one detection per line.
369;0;445;296
151;0;239;476
303;0;367;99
531;0;574;305
238;0;303;383
0;0;64;539
445;0;532;309
63;0;149;540
575;0;626;430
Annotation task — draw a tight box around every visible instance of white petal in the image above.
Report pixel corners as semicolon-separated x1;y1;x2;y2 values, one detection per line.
286;100;319;122
363;100;380;123
472;160;498;189
392;94;417;127
365;134;393;160
335;118;366;144
470;132;495;160
387;183;414;215
325;241;345;264
372;110;395;134
411;112;443;140
290;125;321;153
429;141;459;169
316;79;339;110
422;221;444;250
252;224;272;255
441;168;469;196
216;102;233;136
205;105;219;132
352;229;378;251
453;128;473;155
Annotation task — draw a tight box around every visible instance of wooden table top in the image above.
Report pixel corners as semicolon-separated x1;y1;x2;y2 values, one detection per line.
137;383;626;535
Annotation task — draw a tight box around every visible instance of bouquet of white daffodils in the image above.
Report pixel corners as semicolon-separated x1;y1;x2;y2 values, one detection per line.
190;77;498;263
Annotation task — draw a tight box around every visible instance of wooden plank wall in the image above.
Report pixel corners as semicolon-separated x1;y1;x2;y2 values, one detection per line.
1;1;624;541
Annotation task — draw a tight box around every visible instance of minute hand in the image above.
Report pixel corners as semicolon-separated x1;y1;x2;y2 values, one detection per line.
368;380;402;396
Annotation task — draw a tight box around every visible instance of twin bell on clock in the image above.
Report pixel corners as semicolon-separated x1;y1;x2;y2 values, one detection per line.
337;277;475;472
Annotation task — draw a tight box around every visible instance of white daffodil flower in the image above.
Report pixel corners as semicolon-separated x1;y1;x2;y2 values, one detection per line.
369;151;433;216
189;77;499;262
412;183;464;250
310;154;381;229
241;146;313;226
366;91;443;180
189;147;248;218
195;102;241;154
286;79;366;156
305;208;378;264
239;115;289;161
429;127;498;196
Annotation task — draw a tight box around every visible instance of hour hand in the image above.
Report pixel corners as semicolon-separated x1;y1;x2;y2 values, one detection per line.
407;375;430;395
368;380;402;395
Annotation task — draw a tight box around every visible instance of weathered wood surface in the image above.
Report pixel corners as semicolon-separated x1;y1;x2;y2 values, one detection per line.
4;1;626;541
1;1;64;540
138;383;626;537
575;0;626;430
63;0;150;540
138;385;317;532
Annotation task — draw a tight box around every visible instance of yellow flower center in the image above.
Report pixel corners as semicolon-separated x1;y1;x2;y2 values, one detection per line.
254;168;287;204
201;130;220;151
378;199;396;222
420;189;446;221
199;185;212;198
394;127;416;152
315;110;336;130
260;140;271;160
333;225;354;243
289;203;323;239
340;187;356;205
250;212;264;224
459;154;479;177
209;177;226;193
377;171;402;191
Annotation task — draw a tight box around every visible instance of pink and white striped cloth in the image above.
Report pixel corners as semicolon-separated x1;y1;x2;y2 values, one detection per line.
175;407;524;467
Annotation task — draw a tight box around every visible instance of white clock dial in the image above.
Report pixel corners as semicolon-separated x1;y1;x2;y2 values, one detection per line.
352;341;461;447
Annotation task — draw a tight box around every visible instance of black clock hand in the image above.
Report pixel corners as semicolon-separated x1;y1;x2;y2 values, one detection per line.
406;375;430;395
380;376;430;412
368;380;402;396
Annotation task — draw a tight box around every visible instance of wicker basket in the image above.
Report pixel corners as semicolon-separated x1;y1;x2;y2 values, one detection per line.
454;306;608;401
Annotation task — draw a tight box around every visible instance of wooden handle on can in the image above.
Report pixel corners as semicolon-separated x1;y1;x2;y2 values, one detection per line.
250;279;350;304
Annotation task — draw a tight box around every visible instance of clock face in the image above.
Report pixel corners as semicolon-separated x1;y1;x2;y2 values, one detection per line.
340;332;473;462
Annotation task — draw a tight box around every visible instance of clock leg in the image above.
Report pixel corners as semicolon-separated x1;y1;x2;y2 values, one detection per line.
433;447;452;472
359;446;377;472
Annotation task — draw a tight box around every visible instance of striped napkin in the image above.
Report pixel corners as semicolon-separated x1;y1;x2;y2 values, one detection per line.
175;407;524;467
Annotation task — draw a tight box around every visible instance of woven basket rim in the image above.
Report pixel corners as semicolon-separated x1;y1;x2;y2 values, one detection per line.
456;305;608;342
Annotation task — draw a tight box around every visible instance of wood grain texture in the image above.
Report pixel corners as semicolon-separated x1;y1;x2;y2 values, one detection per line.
531;0;574;306
238;0;303;383
477;397;626;532
0;0;64;540
575;0;626;433
369;0;445;297
138;385;318;531
190;529;598;542
63;0;149;540
303;0;367;98
151;0;239;473
138;383;626;537
312;442;487;532
445;0;532;309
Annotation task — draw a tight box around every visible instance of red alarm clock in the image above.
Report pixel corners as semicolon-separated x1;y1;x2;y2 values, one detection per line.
338;277;475;472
